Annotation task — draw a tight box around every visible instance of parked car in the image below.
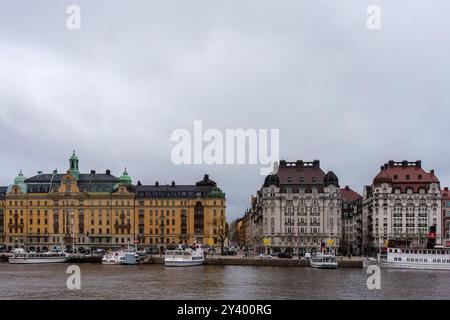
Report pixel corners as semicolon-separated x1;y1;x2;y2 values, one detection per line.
278;252;293;259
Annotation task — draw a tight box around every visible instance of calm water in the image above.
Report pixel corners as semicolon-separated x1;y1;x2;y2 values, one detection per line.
0;262;449;300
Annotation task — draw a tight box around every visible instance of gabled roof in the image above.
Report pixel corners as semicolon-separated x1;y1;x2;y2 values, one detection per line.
340;186;362;203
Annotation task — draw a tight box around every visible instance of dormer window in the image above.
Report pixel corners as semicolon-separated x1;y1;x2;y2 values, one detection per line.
418;175;422;180
312;177;317;183
406;175;410;180
394;175;398;180
300;177;304;183
287;177;292;183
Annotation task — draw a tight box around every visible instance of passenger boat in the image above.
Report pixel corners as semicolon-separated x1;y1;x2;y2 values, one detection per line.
101;250;137;265
8;251;69;264
381;247;450;270
164;244;205;267
309;252;338;269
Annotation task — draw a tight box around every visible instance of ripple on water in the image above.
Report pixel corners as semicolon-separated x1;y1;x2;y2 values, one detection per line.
0;263;449;299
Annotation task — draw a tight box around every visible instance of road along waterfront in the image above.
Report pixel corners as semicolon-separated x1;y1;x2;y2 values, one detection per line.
0;262;449;300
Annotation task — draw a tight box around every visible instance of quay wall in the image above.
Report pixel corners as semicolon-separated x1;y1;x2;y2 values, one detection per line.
149;256;362;268
0;253;362;268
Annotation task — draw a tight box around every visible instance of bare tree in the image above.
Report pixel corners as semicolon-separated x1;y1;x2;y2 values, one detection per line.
217;216;229;256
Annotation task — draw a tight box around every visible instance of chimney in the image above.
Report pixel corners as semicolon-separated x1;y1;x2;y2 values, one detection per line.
171;180;175;187
90;170;96;175
106;169;111;175
345;185;350;191
416;160;422;168
279;160;287;167
430;169;435;175
296;160;303;167
445;187;449;192
388;160;394;167
37;171;43;175
313;160;320;167
155;181;159;187
402;160;408;167
53;169;58;174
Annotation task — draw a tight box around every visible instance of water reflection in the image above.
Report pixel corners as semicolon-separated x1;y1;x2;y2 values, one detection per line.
0;263;449;300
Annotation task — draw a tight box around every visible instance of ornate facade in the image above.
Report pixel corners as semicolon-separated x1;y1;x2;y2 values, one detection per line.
252;160;342;255
340;186;363;255
362;161;441;253
442;187;450;245
0;152;226;252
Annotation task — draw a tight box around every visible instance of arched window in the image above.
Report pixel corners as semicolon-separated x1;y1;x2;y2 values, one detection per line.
406;175;410;180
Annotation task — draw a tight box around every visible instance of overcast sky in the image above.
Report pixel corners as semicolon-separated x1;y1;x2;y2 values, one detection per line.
1;0;450;221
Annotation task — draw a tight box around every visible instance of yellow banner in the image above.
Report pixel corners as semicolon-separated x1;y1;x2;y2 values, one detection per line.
207;238;214;246
327;239;334;246
263;238;270;246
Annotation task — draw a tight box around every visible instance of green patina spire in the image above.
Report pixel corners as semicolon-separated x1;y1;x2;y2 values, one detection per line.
69;150;80;179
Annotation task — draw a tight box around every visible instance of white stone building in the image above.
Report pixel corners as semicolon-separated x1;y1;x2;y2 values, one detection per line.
362;160;442;254
253;160;342;255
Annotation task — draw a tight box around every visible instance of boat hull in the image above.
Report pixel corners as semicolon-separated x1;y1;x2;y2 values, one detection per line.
310;262;338;269
8;257;68;264
164;259;204;267
381;261;450;271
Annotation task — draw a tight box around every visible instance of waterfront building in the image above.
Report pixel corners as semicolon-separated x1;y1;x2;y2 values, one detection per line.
134;174;226;249
252;160;342;255
2;152;226;252
340;186;363;255
0;187;6;244
442;187;450;246
362;160;441;254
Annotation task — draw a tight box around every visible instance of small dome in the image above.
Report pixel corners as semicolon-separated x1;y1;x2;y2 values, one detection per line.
118;168;132;184
373;169;392;185
324;171;339;187
114;168;132;191
7;169;27;193
264;173;280;187
207;186;225;199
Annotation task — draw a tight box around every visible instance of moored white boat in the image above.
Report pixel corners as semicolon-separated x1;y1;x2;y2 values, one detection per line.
102;250;138;265
8;251;69;264
380;247;450;270
309;252;338;269
164;244;205;267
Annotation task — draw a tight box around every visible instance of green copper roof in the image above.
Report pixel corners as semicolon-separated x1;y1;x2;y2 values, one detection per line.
114;168;132;191
70;150;79;161
69;150;80;179
207;186;225;199
7;169;27;193
118;168;132;184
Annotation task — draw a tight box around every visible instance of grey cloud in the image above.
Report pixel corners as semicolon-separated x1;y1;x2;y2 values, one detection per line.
1;0;450;221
